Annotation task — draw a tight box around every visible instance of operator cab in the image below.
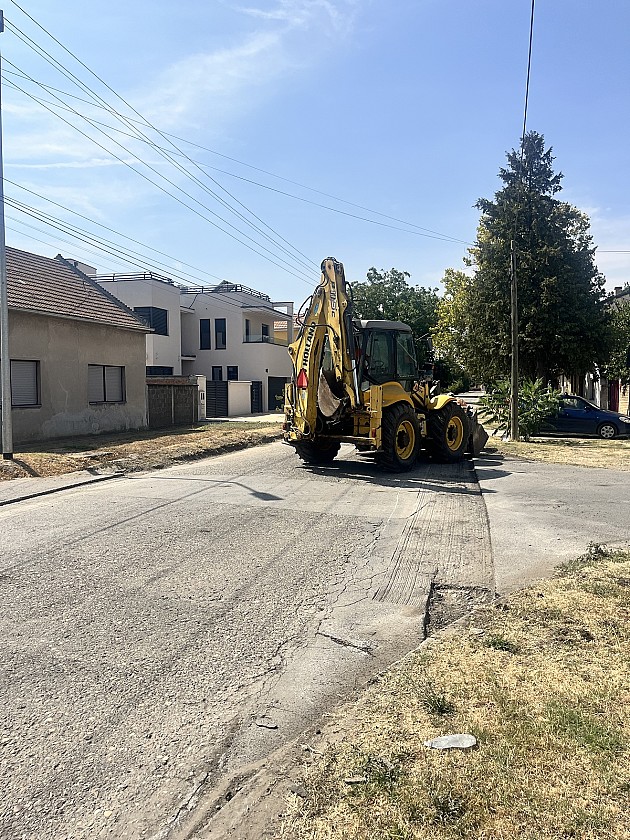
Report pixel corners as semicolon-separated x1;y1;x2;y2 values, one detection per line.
354;320;418;391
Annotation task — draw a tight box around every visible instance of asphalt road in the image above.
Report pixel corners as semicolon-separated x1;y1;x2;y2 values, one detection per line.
476;455;630;591
0;442;493;840
2;440;627;839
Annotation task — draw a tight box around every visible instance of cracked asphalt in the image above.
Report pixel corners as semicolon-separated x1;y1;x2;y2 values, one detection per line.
1;441;494;840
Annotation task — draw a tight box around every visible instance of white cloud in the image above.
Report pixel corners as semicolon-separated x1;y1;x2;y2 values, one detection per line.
236;0;359;32
136;0;361;129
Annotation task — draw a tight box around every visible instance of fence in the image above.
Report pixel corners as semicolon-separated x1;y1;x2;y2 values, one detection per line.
147;377;198;429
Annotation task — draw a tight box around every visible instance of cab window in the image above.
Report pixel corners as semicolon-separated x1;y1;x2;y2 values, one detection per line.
365;331;395;384
396;332;417;381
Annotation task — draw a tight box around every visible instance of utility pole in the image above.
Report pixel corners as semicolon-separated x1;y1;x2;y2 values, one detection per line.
510;239;519;441
0;10;12;459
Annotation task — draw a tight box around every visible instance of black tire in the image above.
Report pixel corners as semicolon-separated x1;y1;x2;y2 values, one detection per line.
597;422;617;440
376;403;420;472
427;401;470;462
294;438;341;464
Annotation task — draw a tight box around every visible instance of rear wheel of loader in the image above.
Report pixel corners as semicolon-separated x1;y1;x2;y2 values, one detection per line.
377;403;420;472
427;401;470;462
294;439;341;465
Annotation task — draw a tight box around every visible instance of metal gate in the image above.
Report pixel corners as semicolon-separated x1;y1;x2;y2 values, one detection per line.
206;381;228;417
251;380;263;413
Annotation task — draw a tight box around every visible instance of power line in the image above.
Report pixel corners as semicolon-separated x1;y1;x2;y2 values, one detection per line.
5;70;316;286
5;210;290;321
2;66;471;246
3;53;317;282
5;178;229;283
4;10;319;279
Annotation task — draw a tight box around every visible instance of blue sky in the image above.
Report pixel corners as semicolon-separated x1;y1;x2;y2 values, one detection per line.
2;0;628;305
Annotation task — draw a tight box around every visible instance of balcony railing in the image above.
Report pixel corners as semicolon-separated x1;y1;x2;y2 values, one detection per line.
243;335;288;347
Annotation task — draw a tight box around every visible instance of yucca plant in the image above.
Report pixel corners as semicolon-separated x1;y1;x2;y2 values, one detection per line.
480;378;561;440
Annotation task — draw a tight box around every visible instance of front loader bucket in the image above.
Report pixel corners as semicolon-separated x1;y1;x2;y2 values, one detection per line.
468;414;489;456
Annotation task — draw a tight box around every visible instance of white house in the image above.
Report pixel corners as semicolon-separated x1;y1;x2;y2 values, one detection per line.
96;273;294;414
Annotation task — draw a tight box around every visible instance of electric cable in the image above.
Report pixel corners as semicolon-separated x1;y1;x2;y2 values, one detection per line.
4;14;319;278
6;202;293;322
3;58;317;282
5;73;316;286
4;179;229;284
2;67;470;245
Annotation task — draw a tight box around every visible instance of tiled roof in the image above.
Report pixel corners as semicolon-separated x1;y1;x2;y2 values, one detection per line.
6;247;149;332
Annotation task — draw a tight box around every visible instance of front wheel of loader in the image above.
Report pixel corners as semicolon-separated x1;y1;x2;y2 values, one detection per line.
294;438;341;465
376;403;420;472
427;401;470;462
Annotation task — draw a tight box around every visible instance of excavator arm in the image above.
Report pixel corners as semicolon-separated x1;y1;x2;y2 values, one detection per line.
285;258;360;438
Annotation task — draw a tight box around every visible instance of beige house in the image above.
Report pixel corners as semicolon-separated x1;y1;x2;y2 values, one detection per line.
3;247;149;444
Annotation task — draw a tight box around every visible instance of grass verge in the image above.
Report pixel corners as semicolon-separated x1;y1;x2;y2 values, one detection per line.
282;545;630;839
484;435;629;470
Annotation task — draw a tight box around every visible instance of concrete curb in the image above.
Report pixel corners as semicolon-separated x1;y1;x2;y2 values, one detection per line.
0;471;125;507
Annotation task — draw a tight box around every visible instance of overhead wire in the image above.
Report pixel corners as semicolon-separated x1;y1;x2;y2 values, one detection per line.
5;69;316;285
4;178;228;284
5;200;292;320
2;67;470;246
3;54;317;282
4;11;319;281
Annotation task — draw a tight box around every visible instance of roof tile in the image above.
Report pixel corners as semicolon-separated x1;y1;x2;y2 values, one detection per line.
6;247;149;332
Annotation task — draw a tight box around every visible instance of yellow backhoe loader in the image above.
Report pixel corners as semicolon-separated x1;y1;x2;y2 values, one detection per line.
283;257;487;471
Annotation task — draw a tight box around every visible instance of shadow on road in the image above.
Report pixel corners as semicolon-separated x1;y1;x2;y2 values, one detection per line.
299;453;512;495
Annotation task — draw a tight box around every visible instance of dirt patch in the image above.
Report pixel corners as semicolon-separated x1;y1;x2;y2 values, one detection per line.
0;422;282;481
485;434;630;470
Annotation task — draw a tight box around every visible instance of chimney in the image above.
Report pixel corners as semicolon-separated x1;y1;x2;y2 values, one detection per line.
614;286;622;295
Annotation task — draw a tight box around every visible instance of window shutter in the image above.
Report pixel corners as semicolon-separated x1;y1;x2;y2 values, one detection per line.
11;360;38;406
104;366;124;402
88;365;105;402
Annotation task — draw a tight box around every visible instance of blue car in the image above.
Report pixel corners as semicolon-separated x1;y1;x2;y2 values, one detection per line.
542;395;630;439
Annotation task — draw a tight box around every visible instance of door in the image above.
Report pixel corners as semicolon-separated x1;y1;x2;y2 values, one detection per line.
251;380;263;413
555;397;598;435
267;376;287;413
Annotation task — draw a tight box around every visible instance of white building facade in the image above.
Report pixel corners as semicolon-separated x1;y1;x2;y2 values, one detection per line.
96;274;294;414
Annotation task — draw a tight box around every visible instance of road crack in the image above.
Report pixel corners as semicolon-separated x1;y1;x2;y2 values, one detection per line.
316;631;374;655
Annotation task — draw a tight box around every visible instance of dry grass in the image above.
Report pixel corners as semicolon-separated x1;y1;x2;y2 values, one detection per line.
283;546;630;840
0;422;282;480
485;435;630;470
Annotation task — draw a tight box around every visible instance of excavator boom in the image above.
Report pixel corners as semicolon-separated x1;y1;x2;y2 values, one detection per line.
286;258;359;437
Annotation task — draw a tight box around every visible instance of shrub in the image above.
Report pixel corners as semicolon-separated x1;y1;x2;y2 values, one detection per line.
480;378;560;440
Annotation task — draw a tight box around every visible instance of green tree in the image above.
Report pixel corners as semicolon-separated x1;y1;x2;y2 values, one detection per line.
351;267;439;361
605;294;630;383
437;132;610;384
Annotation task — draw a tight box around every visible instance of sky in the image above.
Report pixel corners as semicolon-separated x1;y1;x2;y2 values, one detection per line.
1;0;629;306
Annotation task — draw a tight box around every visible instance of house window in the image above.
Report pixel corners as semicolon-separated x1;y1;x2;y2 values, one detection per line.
211;366;223;381
134;306;168;336
261;324;270;341
200;319;211;350
245;319;251;342
227;366;238;381
146;366;173;376
10;360;39;406
215;318;226;350
88;365;125;403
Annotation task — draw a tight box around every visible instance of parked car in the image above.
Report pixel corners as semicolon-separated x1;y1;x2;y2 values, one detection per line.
541;395;630;439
